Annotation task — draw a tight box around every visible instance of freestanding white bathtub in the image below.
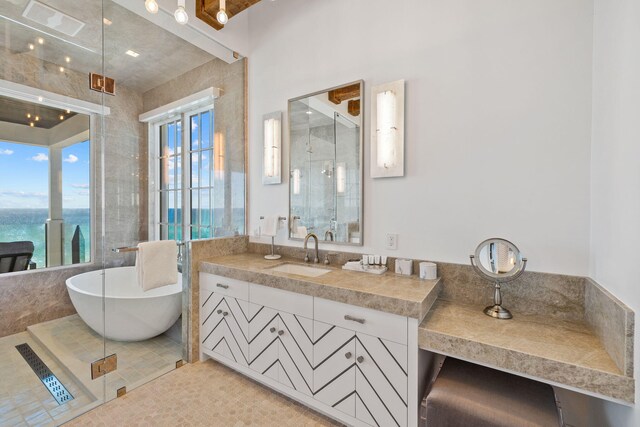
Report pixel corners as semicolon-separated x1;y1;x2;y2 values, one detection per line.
66;267;182;342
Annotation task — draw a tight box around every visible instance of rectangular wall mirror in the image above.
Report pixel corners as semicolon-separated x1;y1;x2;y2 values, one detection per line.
288;81;363;245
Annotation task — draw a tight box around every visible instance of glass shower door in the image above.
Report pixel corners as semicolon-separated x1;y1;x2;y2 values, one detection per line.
97;0;191;400
0;0;108;424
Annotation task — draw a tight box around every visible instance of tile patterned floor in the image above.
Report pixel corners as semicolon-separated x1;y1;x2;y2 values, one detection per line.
0;332;94;426
29;315;182;401
65;360;342;426
1;315;183;426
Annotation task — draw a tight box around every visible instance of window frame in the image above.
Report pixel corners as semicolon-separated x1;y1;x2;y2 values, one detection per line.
148;103;214;243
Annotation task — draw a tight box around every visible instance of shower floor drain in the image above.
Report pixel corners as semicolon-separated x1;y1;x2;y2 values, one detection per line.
15;343;74;405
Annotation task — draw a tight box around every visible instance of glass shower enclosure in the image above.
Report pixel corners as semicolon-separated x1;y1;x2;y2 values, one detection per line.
0;0;109;423
0;0;208;423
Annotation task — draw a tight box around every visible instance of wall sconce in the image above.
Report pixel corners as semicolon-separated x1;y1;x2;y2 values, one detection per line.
292;169;301;195
263;111;282;184
214;132;225;180
371;80;405;178
336;162;346;194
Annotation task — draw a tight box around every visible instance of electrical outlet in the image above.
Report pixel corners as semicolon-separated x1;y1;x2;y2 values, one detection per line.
386;233;398;250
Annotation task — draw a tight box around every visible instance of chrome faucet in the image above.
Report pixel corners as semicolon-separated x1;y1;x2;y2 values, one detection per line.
324;230;334;241
303;233;320;263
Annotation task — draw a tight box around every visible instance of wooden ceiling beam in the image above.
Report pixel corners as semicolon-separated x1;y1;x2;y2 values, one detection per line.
327;83;361;105
348;99;360;116
196;0;261;31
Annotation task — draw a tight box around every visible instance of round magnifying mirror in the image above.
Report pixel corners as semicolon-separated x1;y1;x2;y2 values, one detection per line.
470;238;527;320
474;238;524;280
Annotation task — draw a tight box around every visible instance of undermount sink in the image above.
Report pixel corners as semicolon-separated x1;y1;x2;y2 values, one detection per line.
268;263;331;278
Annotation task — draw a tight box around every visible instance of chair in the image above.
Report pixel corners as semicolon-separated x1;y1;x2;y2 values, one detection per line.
0;241;35;273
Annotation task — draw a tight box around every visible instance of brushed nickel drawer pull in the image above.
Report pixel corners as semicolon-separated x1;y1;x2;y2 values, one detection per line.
278;330;284;336
344;315;365;324
216;283;229;289
345;352;352;359
357;356;364;364
217;309;222;314
270;327;276;333
222;311;228;316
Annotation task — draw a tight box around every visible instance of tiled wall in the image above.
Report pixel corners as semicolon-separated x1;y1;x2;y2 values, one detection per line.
142;58;247;237
0;49;146;337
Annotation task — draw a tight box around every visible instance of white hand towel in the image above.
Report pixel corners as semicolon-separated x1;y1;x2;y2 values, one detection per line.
261;216;281;237
293;226;308;239
136;240;178;291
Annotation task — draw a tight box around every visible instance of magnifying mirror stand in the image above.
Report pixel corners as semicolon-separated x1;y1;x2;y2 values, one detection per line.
470;254;527;320
484;281;512;319
264;236;281;260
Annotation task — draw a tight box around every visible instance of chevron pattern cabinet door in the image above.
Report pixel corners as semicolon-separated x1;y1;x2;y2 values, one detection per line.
355;333;408;427
248;303;280;381
278;311;314;396
313;321;356;417
201;291;249;366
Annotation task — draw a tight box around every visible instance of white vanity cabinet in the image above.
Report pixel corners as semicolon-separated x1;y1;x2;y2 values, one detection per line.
200;275;250;366
313;298;409;427
199;272;412;427
248;303;315;396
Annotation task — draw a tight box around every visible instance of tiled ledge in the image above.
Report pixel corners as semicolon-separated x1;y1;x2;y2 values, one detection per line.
418;299;635;404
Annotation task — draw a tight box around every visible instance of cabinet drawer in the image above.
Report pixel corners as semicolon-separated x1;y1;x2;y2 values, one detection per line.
250;284;313;318
314;298;408;345
200;273;249;301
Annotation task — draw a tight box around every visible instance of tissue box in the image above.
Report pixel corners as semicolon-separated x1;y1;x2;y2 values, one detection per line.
395;258;413;276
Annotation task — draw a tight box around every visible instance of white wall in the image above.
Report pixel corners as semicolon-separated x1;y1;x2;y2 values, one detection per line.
590;0;640;425
247;0;593;275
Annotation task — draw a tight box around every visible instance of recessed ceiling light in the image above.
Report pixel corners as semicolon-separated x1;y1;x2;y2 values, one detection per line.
65;56;71;63
59;66;64;72
37;37;44;44
35;116;40;121
103;18;112;26
59;115;64;120
29;122;35;127
66;109;71;114
28;43;34;50
125;50;139;58
27;113;31;118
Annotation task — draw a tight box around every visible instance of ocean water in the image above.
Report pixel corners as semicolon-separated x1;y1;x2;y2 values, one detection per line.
0;207;245;268
0;208;91;267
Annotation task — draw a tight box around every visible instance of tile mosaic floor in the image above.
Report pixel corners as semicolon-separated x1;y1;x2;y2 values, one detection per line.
0;315;182;426
65;359;341;426
29;315;183;401
0;332;95;426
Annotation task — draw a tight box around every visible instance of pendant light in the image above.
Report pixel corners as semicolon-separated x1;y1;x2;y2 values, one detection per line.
144;0;159;14
216;0;229;24
174;0;189;24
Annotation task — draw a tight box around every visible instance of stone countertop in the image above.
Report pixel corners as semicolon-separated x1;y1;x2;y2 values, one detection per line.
199;253;441;320
418;299;635;403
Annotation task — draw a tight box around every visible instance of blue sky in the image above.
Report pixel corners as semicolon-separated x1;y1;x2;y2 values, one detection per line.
0;140;90;209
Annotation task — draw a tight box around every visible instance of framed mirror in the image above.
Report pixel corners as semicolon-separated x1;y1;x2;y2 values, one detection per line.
288;81;363;245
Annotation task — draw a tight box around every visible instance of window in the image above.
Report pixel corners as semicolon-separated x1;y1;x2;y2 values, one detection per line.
158;119;182;241
0;104;91;271
151;103;244;242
